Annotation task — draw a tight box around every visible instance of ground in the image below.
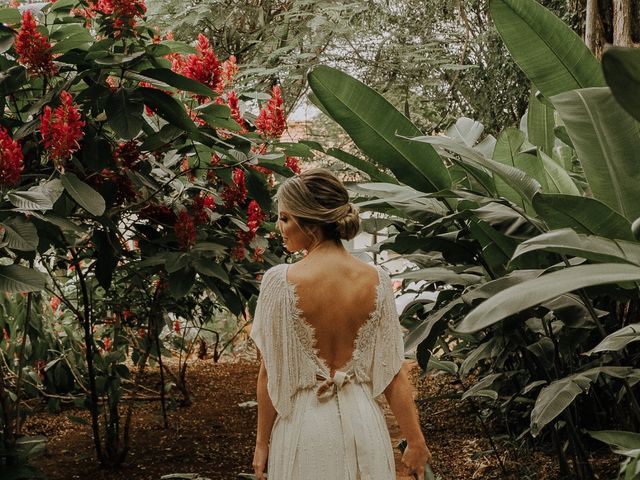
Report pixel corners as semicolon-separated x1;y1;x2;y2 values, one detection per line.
23;358;619;479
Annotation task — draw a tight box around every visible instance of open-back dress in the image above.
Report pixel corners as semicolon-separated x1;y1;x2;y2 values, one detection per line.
250;263;405;480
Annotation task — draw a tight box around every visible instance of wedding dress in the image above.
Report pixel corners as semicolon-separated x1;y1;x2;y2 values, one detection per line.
250;263;405;480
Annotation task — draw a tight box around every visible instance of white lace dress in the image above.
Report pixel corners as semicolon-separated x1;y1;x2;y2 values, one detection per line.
250;263;405;480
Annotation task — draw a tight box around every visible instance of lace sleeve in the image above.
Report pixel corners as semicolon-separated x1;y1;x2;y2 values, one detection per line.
249;265;307;418
371;268;406;397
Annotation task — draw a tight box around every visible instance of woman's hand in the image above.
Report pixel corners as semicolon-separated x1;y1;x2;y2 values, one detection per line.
252;442;269;479
401;441;432;479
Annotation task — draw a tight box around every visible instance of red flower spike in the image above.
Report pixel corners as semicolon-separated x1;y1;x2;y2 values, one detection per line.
0;127;24;186
173;320;181;334
93;0;147;33
285;156;302;174
193;192;215;225
217;55;238;92
178;34;220;104
227;91;246;130
174;210;196;250
255;85;286;138
40;91;85;167
15;11;58;77
221;167;247;209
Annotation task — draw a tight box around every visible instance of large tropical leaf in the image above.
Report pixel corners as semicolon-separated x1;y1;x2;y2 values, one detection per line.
530;367;635;437
586;324;640;355
1;217;39;251
602;46;640;122
105;88;144;140
551;87;640;221
325;147;397;184
408;134;540;202
533;193;634;241
588;430;640;452
537;151;580;195
0;264;47;293
490;0;604;99
527;89;555;155
307;66;451;194
61;173;106;216
513;228;640;266
456;263;640;333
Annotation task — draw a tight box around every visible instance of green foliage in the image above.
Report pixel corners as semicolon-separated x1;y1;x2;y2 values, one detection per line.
308;0;640;476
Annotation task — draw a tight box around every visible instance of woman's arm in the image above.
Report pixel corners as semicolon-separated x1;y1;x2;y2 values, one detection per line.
384;363;431;477
253;358;277;480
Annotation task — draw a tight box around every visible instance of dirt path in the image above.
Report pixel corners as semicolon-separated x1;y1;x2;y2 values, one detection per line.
23;358;617;479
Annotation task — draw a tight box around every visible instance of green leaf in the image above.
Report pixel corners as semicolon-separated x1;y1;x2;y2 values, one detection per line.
533;193;634;241
531;367;636;436
325;147;397;183
588;430;640;451
0;264;47;293
551;87;640;221
140;68;218;98
193;259;229;283
50;32;93;54
586;324;640;355
527;89;555;155
105;88;144;140
468;217;517;273
513;228;640;266
0;8;20;25
168;268;195;298
602;47;640;122
61;173;106;216
490;0;604;99
538;150;580;195
1;217;39;251
409;134;539;203
307;65;451;194
246;168;272;213
138;87;197;134
456;263;640;333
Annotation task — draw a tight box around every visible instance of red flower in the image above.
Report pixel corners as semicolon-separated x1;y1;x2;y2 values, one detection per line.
139;204;176;225
0;127;24;187
102;336;112;351
207;153;221;183
285;156;302;174
114;140;142;170
231;238;246;261
227;91;246;131
93;0;147;32
50;296;61;311
255;85;286;138
217;55;238;92
40;91;85;166
221;167;247;209
179;34;220;104
14;11;58;77
238;200;267;244
173;320;181;334
174;210;196;250
193;192;215;225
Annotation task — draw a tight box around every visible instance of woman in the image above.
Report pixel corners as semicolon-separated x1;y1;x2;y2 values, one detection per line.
251;168;432;479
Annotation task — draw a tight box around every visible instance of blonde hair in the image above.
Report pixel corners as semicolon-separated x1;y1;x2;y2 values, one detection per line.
276;168;360;243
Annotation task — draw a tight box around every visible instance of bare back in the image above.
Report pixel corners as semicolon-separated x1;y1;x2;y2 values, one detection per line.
285;256;380;374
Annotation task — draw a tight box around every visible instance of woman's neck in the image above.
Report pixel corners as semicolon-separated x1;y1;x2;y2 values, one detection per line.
303;238;347;260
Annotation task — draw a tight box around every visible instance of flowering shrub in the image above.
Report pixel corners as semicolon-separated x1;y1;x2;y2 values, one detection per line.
0;0;311;468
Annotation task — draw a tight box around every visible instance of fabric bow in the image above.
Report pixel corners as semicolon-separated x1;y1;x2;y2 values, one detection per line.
315;370;352;401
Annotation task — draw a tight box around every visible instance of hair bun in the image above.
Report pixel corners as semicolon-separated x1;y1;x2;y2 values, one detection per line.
335;203;360;241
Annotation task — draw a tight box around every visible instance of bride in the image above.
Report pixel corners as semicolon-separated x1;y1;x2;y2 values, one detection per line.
250;168;432;479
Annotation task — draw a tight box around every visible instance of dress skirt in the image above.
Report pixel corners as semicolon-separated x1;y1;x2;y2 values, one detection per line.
267;381;396;480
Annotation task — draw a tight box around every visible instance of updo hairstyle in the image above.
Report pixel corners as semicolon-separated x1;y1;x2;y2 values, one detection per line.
276;168;360;243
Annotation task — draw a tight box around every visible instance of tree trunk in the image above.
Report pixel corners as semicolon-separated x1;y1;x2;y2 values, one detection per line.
585;0;605;57
613;0;633;45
